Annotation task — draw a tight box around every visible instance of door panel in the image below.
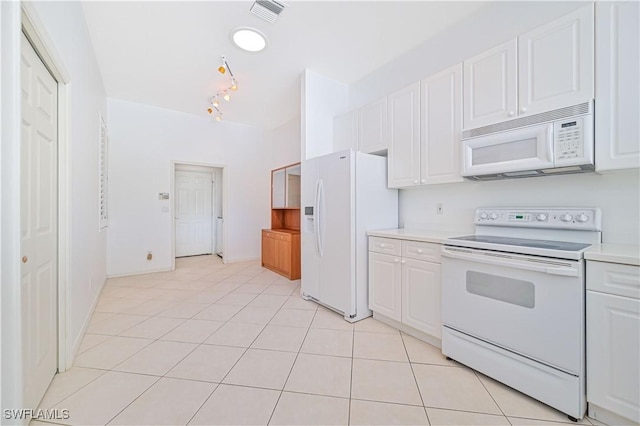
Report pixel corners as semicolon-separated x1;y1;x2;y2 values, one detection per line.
21;33;58;410
442;255;583;374
301;159;320;299
402;259;441;337
519;5;594;115
421;64;463;184
318;151;353;315
175;171;213;257
587;291;640;423
368;252;401;321
463;39;518;129
388;82;420;188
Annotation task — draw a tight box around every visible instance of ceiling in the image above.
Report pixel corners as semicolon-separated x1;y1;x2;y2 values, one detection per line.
82;1;488;129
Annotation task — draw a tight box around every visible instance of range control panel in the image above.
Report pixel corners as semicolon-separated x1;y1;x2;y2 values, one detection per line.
475;207;601;230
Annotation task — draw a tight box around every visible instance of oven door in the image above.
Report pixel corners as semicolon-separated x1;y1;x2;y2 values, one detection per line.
441;246;584;375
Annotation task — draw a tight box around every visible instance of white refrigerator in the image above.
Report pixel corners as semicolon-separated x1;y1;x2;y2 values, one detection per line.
301;150;398;322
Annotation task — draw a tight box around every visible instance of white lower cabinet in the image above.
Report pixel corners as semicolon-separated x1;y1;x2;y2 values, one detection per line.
587;260;640;424
401;258;441;338
369;237;441;339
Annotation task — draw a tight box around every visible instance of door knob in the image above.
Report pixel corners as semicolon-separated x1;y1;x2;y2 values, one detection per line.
508;111;515;117
520;107;527;113
22;256;28;263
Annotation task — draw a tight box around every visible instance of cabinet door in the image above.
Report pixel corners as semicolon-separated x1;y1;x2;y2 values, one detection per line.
421;64;463;185
388;82;421;188
463;39;518;129
595;1;640;172
272;169;285;208
275;237;291;274
401;259;441;338
519;5;594;116
368;251;401;321
333;110;358;152
587;291;640;423
262;234;276;269
359;97;388;154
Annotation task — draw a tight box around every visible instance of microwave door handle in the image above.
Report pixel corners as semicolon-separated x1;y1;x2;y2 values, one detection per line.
442;248;577;277
546;124;554;163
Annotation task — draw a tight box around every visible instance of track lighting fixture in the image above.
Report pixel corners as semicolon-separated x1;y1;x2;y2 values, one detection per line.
206;55;239;121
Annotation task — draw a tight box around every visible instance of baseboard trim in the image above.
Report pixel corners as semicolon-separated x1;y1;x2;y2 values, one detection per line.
65;276;107;371
106;267;172;279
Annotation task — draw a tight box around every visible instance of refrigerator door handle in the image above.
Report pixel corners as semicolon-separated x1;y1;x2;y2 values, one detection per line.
314;179;322;256
317;179;325;257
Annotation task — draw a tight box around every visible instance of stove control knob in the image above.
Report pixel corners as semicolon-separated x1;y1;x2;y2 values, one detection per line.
479;212;488;220
576;214;589;223
535;213;548;221
489;213;498;220
561;214;573;222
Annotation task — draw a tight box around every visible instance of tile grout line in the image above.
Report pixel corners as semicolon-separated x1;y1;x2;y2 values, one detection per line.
347;316;355;426
399;332;432;425
473;370;513;425
265;306;319;426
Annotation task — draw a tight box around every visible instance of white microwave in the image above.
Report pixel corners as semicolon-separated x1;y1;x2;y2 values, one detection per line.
461;102;594;180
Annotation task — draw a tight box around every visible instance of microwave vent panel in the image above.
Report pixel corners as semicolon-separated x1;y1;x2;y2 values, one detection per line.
463;101;592;139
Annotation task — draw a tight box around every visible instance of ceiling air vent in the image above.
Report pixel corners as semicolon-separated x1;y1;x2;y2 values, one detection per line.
250;0;286;23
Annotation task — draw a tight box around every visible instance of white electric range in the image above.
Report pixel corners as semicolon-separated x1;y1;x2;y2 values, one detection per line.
441;207;602;422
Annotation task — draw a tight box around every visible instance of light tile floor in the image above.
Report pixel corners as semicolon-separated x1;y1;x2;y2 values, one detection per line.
35;255;596;426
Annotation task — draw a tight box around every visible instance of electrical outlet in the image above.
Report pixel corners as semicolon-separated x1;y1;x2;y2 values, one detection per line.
147;251;153;261
436;203;444;215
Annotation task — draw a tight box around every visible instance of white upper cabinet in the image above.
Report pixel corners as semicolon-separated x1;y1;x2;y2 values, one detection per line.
388;82;421;188
421;64;463;185
463;5;594;130
518;5;594;116
333;110;358;152
359;97;388;154
463;39;518;129
595;1;640;172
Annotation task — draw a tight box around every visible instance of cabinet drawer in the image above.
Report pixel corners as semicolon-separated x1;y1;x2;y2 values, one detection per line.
587;261;640;299
369;237;401;256
263;230;292;242
402;240;441;263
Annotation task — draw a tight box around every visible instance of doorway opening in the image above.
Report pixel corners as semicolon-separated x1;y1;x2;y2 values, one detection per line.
172;163;225;267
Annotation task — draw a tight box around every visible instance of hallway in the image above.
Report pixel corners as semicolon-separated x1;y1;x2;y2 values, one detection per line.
34;256;594;425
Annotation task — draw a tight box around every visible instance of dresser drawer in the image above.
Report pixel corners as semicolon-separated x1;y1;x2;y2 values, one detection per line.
369;237;401;256
402;240;441;263
587;261;640;299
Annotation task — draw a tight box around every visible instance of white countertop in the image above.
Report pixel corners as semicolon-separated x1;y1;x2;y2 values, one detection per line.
585;244;640;266
367;228;467;244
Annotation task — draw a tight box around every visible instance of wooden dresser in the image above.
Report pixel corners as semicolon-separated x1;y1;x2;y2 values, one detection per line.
262;163;301;280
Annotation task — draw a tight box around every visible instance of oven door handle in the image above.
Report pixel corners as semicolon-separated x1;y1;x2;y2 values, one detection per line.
442;248;579;277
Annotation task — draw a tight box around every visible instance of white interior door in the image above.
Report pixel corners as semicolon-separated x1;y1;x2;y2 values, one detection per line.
175;171;213;257
21;32;58;410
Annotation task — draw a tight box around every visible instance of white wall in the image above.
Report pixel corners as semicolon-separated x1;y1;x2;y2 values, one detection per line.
302;69;348;160
346;1;640;245
107;99;275;276
271;114;301;167
1;0;108;412
400;170;640;245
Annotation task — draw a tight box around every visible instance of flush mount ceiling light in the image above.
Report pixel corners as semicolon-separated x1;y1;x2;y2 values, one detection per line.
231;27;267;52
